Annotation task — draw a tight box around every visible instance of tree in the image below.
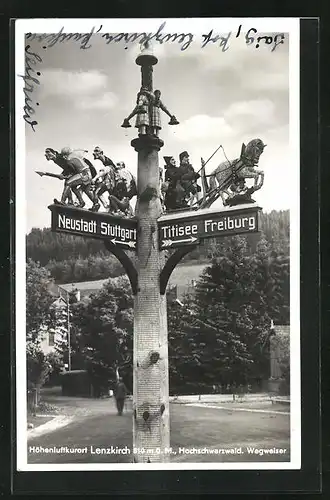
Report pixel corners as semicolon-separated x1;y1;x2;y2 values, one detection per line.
167;234;290;394
26;259;57;408
168;294;254;394
26;228;126;283
70;276;133;396
270;330;290;395
26;259;55;342
194;236;265;388
168;295;200;393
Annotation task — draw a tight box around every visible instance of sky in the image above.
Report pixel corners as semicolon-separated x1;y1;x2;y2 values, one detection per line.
21;23;295;232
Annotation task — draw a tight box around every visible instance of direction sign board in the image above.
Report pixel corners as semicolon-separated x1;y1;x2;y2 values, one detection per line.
49;204;137;250
158;204;261;250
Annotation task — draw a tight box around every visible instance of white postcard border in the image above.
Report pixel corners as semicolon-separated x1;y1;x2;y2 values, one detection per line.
15;17;301;472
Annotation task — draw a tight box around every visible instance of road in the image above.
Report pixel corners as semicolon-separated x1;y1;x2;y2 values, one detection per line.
27;399;290;464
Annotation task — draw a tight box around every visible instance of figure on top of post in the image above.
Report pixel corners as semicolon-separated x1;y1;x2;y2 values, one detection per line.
122;87;179;137
121;86;151;135
121;41;179;137
144;89;179;137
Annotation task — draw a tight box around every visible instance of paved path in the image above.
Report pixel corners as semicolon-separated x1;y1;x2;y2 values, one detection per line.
27;397;290;464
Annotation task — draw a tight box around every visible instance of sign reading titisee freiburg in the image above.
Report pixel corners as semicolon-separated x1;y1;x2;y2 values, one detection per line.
157;204;261;249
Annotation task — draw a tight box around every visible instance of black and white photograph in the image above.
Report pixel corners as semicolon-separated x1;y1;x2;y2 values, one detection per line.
15;18;300;471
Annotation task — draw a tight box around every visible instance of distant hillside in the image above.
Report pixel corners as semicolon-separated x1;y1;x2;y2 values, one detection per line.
50;263;208;299
26;209;289;284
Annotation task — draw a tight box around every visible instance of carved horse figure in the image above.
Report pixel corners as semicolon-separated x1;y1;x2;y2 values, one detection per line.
208;138;266;206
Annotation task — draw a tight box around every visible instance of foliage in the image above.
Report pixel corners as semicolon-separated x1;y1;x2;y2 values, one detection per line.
183;209;290;264
259;210;290;254
70;276;133;396
271;331;290;395
27;344;53;388
26;228;125;284
46;350;64;376
46;255;125;284
168;295;254;394
26;259;56;342
25;211;290;397
26;228;108;265
167;235;290;393
26;259;58;405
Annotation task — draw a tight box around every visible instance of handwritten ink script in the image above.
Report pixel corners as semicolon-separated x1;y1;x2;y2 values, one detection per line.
26;26;103;50
19;45;42;131
245;28;285;52
201;25;285;52
21;23;286;128
25;22;286;53
101;22;193;51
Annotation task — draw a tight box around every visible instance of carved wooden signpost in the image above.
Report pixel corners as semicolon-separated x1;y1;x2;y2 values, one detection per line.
158;205;260;249
48;42;263;464
50;204;137;250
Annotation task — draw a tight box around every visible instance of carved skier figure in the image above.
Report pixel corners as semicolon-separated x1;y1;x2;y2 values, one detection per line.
115;161;137;201
110;161;137;217
55;147;95;208
92;146;117;169
39;148;76;205
90;146;117;211
91;165;115;211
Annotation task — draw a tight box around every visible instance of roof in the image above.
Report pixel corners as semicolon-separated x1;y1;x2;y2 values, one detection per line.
52;296;67;307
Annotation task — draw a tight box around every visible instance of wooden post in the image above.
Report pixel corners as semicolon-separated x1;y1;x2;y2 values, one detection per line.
131;135;169;463
130;46;170;463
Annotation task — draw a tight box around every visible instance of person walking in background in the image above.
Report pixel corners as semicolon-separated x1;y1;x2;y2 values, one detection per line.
114;378;128;416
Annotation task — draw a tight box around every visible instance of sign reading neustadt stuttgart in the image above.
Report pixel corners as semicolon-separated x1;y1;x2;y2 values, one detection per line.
158;204;261;249
49;204;137;250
